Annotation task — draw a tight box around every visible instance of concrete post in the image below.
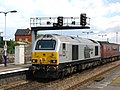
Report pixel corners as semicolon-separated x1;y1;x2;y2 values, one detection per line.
15;45;24;64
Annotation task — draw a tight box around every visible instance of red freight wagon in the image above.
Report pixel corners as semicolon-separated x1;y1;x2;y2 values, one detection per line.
99;41;119;59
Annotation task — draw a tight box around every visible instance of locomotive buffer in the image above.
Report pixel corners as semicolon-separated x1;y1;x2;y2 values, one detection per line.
30;13;90;45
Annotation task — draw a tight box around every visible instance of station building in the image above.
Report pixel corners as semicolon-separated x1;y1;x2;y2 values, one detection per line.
15;28;32;44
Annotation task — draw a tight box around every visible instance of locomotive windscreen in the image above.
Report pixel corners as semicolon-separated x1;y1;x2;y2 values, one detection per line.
35;40;56;50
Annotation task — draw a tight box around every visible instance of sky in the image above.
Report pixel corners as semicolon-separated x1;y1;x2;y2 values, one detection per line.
0;0;120;43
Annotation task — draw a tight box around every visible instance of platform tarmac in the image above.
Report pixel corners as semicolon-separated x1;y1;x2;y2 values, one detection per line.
79;65;120;90
0;63;31;75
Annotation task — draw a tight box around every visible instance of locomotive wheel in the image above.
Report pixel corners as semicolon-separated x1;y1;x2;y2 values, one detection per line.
58;69;65;79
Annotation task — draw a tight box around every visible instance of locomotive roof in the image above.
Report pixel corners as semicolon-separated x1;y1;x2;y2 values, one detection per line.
41;34;99;44
98;41;118;45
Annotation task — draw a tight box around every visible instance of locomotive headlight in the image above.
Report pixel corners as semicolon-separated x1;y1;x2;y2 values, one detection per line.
51;60;57;63
32;59;37;63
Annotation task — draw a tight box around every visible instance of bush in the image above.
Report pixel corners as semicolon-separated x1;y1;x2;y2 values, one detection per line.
0;55;3;64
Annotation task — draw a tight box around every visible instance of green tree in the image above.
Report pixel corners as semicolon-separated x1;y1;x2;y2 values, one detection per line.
7;40;19;54
0;41;4;48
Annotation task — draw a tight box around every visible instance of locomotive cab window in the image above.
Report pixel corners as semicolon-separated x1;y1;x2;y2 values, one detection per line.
95;46;98;56
35;40;56;50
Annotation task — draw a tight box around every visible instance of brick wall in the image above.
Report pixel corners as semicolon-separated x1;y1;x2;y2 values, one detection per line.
15;35;32;42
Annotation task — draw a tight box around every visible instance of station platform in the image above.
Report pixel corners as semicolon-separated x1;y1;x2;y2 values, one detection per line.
0;63;31;75
80;65;120;90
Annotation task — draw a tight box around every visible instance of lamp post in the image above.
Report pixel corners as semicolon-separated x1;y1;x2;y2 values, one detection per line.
0;32;3;36
82;31;93;38
98;34;107;41
0;10;17;67
116;32;118;44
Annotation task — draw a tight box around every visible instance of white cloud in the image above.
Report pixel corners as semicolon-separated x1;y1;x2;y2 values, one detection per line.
108;2;120;13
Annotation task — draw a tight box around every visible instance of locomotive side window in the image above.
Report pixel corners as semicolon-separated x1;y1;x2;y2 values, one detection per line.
62;43;66;56
95;46;98;56
35;40;56;50
72;45;78;60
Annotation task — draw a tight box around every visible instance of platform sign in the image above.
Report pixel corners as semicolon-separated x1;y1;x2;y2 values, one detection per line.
4;45;7;50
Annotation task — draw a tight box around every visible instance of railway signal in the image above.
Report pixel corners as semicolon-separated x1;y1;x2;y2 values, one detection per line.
80;13;87;26
57;16;63;27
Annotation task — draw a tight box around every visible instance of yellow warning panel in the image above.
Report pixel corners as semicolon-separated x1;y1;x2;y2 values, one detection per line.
110;77;120;86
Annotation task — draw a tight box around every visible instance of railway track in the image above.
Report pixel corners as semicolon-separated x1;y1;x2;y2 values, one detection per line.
0;80;29;90
1;60;120;90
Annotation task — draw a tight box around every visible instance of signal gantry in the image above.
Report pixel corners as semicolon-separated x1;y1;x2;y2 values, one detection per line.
30;13;90;47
